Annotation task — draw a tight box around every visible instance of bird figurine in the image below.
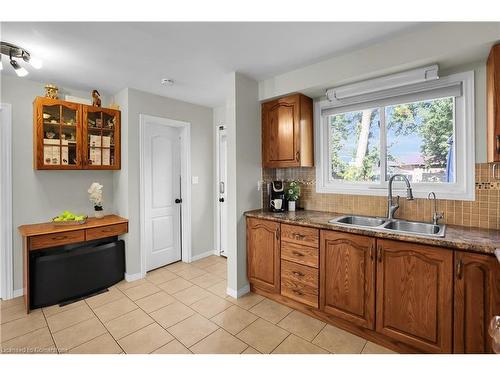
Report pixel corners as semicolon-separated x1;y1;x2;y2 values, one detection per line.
92;90;101;107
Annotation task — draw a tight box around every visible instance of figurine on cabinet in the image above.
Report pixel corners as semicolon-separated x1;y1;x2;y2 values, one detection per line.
91;90;101;107
44;84;59;99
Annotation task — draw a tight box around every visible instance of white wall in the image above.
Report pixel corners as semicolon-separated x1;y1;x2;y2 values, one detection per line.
113;88;214;276
226;72;261;295
259;23;500;101
1;74;115;291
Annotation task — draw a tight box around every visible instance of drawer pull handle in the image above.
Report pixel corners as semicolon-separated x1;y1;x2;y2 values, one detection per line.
292;271;304;277
292;251;304;257
52;235;68;240
456;259;463;280
293;233;305;240
292;289;304;296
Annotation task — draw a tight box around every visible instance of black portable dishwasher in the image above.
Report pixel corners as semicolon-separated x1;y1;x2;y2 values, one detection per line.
29;237;125;308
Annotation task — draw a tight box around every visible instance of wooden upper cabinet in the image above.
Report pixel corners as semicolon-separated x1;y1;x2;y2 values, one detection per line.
454;251;500;353
487;44;500;162
320;231;376;329
246;218;280;293
82;106;121;170
33;97;120;170
262;93;313;168
33;97;82;170
375;239;453;353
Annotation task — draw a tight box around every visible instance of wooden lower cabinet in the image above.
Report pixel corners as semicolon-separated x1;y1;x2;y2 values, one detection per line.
454;250;500;353
246;218;281;293
247;219;499;354
320;231;376;329
375;239;453;353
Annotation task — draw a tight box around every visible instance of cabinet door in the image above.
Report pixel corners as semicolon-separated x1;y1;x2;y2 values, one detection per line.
246;218;280;293
82;106;121;170
487;44;500;162
34;97;82;170
320;231;376;329
454;251;500;353
262;95;299;168
376;239;453;353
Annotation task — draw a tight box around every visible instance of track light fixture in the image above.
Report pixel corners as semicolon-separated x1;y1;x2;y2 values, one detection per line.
1;41;43;77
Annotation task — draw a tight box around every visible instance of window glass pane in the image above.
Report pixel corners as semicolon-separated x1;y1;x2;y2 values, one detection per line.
328;108;380;182
385;97;454;183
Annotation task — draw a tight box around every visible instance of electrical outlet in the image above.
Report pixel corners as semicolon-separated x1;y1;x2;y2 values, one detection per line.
192;176;199;184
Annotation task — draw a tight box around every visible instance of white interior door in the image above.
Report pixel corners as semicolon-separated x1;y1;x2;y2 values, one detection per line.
218;127;228;257
144;122;182;271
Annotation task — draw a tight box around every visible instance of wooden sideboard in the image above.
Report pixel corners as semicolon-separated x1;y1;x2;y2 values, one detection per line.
18;215;128;313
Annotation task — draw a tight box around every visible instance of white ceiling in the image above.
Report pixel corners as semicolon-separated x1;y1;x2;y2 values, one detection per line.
1;22;426;107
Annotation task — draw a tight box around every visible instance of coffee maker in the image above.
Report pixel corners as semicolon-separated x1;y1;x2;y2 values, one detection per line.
269;180;285;212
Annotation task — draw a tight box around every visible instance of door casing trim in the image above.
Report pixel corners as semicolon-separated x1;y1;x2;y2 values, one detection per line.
139;114;192;277
0;103;13;300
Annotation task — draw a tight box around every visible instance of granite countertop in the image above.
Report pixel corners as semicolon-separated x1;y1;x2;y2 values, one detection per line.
244;209;500;255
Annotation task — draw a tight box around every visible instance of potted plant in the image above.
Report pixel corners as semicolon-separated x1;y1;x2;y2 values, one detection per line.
285;181;301;212
88;182;104;218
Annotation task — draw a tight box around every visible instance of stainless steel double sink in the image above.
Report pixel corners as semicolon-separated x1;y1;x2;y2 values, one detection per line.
329;215;446;238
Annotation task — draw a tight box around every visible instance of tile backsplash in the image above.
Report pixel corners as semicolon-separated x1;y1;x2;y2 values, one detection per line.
262;164;500;230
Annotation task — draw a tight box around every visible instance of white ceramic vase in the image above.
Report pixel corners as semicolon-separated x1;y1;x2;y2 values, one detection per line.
94;207;104;219
288;201;296;212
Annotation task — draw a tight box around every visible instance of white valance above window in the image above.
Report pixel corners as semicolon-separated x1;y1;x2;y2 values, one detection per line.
322;64;463;116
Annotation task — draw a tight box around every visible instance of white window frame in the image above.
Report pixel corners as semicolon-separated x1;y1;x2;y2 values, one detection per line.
315;71;475;200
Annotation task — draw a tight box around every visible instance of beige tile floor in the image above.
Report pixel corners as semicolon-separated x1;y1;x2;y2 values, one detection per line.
0;255;396;354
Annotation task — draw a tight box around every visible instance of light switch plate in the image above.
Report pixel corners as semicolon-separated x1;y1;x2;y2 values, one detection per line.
192;176;199;184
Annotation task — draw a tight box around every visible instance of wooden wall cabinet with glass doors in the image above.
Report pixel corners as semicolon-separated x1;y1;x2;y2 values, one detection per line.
33;97;120;170
33;97;82;169
82;106;120;170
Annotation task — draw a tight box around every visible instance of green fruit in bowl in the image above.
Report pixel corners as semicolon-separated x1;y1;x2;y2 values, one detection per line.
53;211;86;223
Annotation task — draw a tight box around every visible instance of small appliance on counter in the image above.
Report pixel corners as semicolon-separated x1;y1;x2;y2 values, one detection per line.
269;180;285;212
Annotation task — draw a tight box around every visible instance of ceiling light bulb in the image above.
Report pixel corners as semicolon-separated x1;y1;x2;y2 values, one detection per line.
29;56;43;69
10;59;29;77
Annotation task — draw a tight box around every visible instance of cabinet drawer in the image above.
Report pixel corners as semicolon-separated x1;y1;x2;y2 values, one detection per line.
86;223;128;241
30;230;85;250
281;224;319;247
281;278;318;308
281;260;318;288
281;241;319;268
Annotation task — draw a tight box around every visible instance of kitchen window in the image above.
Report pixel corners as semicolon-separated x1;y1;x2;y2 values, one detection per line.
315;70;475;200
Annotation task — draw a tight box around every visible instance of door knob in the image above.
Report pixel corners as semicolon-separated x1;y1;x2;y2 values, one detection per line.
175;198;182;204
219;197;225;202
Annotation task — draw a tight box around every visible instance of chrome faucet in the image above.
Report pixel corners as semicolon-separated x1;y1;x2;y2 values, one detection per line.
387;174;414;220
428;192;444;225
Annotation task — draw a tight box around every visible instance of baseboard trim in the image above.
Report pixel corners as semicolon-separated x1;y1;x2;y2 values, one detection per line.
124;272;143;282
13;288;24;298
226;284;250;299
190;250;219;262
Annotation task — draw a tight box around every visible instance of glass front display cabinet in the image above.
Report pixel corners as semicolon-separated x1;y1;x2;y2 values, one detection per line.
33;97;120;170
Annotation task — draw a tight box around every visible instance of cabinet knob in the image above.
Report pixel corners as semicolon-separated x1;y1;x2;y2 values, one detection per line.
377;246;383;263
292;289;304;296
295;151;300;161
292;271;304;277
496;135;500;154
292;251;304;257
456;259;463;280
